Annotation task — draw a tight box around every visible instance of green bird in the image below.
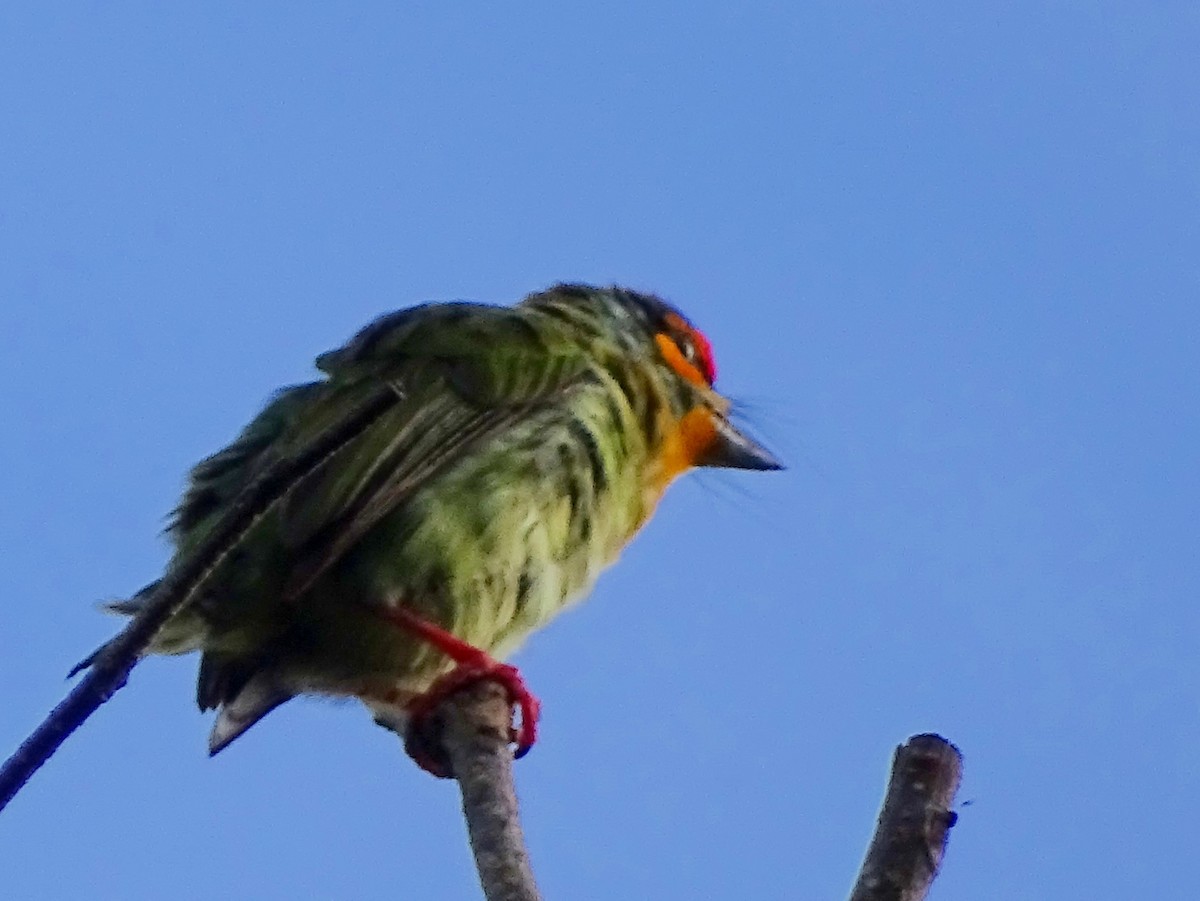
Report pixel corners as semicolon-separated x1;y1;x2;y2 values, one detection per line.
86;283;781;771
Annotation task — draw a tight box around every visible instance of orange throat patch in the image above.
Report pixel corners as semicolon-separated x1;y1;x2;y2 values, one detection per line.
651;406;719;492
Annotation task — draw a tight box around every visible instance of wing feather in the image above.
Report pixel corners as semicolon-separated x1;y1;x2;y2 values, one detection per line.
168;302;590;613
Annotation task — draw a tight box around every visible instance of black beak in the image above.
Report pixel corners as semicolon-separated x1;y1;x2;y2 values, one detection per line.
701;416;784;471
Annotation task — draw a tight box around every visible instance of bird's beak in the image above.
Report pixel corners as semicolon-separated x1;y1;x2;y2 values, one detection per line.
701;415;784;471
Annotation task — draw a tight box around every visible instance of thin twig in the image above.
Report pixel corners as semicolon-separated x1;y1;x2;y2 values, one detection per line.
434;682;542;901
0;387;398;813
848;733;963;901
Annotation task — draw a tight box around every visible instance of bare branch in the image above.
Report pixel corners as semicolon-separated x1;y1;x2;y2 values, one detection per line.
403;681;542;901
848;733;963;901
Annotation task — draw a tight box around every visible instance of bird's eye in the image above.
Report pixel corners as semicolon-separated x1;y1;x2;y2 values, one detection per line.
674;326;716;385
676;335;699;365
658;312;717;386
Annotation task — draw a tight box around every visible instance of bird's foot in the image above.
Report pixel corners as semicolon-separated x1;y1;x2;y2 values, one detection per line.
377;606;541;778
404;661;541;778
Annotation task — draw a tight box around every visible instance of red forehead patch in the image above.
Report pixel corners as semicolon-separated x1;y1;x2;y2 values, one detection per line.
663;311;717;385
689;325;717;384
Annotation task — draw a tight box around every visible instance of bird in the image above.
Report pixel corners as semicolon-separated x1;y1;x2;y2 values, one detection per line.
80;283;782;774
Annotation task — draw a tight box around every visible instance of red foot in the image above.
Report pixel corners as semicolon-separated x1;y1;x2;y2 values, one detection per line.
407;662;540;766
379;606;541;777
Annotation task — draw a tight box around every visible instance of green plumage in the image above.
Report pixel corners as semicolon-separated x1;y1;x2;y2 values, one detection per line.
101;284;780;752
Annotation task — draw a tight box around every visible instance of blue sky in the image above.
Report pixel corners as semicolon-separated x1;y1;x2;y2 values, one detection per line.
1;4;1196;899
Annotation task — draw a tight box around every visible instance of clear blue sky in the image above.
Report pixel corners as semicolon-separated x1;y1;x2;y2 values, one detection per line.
1;4;1196;899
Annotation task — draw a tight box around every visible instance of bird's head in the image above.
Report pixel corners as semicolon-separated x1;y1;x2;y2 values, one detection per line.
526;284;784;476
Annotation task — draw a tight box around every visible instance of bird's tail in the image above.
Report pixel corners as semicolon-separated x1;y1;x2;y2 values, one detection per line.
68;580;208;677
198;653;294;754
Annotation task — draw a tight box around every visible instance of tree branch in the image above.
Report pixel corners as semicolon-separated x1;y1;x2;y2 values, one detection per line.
405;681;542;901
848;733;963;901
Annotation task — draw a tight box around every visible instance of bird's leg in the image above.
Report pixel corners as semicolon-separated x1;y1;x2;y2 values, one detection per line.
375;605;540;778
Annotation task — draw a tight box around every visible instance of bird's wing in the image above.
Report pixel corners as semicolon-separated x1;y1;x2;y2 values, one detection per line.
166;303;588;601
168;380;328;541
269;303;592;596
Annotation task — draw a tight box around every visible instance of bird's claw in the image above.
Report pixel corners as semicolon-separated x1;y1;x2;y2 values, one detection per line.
404;661;541;778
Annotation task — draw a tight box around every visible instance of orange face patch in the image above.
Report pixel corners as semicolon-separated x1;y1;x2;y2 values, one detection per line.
663;312;717;385
655;333;708;387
